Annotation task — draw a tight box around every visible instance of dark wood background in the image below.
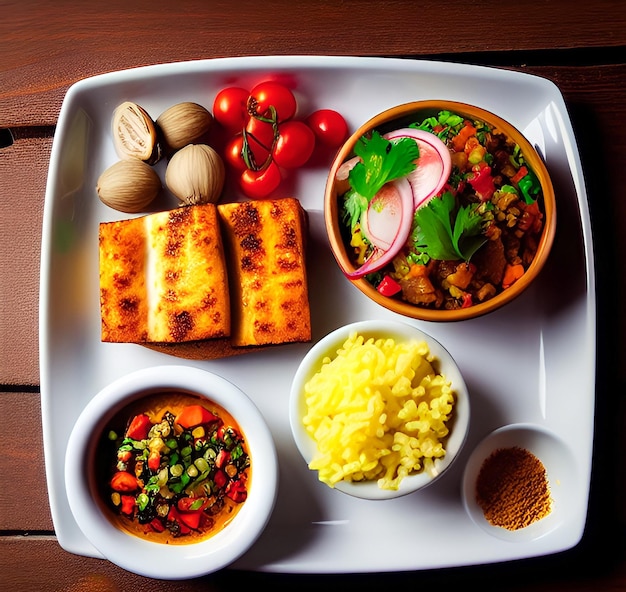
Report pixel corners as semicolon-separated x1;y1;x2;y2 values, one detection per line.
2;1;626;589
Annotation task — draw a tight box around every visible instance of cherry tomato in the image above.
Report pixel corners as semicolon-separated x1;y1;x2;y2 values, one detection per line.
213;87;249;131
223;134;247;172
272;120;316;169
305;109;349;147
240;160;282;199
244;116;276;169
248;81;297;122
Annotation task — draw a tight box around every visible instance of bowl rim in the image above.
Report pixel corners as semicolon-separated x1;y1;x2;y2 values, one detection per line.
289;319;470;500
324;99;557;322
64;365;278;580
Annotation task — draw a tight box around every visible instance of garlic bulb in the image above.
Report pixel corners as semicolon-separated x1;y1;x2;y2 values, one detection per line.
156;102;213;153
165;144;225;205
112;101;161;164
97;159;161;213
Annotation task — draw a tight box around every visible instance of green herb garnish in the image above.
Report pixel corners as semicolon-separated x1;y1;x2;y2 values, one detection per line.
414;192;488;261
348;131;418;200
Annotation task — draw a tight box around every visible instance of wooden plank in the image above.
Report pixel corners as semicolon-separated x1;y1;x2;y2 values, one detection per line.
0;130;51;386
2;0;626;126
0;392;52;531
2;535;626;591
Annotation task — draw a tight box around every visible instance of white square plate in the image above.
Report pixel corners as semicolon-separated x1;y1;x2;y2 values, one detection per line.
40;56;594;573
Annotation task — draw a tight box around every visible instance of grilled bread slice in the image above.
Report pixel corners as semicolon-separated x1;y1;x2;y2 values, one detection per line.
218;197;311;347
99;204;230;343
99;215;149;342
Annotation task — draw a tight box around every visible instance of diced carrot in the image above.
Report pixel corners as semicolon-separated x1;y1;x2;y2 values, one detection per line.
126;414;151;440
408;264;428;278
510;165;528;185
502;263;524;289
175;405;218;429
110;471;139;492
451;122;477;152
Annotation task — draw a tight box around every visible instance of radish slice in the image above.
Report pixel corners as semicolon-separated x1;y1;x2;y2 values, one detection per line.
362;180;409;250
384;128;452;209
344;178;413;279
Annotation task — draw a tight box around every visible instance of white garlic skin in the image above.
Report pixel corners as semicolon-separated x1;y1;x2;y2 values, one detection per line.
156;102;213;153
96;159;161;213
112;101;161;164
165;144;225;206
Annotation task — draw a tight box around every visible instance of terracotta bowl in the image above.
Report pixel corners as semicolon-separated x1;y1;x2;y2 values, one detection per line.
324;100;556;322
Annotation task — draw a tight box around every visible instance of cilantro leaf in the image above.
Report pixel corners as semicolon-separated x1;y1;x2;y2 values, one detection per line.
414;192;487;261
342;189;369;232
348;131;418;200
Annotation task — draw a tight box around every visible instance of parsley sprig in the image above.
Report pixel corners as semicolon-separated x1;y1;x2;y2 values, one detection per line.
348;131;418;199
414;192;488;261
342;131;418;232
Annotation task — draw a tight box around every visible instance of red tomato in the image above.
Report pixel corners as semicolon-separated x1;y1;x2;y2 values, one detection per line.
240;160;282;199
272;120;315;169
306;109;349;147
213;87;249;131
224;134;247;172
244;116;276;169
248;81;297;122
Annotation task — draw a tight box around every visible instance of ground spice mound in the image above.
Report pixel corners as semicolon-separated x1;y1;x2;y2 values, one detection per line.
475;446;552;530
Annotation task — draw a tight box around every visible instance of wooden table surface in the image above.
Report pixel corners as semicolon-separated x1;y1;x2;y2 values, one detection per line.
2;0;626;589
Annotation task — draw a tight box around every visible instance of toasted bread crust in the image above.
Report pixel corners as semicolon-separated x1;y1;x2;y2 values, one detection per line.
99;216;149;342
147;206;230;342
99;204;230;343
218;198;311;347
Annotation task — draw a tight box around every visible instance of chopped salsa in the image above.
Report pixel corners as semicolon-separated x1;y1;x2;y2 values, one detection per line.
98;392;250;544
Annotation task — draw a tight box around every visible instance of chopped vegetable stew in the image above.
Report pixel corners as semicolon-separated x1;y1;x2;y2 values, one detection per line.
339;109;546;310
98;393;250;544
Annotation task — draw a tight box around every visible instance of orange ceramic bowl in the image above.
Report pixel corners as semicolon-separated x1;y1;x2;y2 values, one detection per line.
324;100;556;322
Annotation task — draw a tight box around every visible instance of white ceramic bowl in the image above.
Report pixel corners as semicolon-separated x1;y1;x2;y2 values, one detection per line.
462;423;579;542
65;365;278;580
289;320;470;500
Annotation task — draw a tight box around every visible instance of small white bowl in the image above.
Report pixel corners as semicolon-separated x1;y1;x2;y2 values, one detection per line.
289;320;470;500
65;365;278;580
462;423;579;542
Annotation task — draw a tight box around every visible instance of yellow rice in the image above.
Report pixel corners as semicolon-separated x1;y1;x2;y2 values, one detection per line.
302;332;455;490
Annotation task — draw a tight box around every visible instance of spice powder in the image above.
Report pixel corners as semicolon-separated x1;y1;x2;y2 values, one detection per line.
475;446;552;531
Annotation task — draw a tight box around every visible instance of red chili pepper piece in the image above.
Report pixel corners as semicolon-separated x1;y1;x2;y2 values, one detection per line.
216;449;231;469
167;506;191;534
377;275;402;297
149;518;165;533
214;469;228;490
120;495;136;516
468;166;496;201
226;479;248;503
147;451;161;471
125;413;151;440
